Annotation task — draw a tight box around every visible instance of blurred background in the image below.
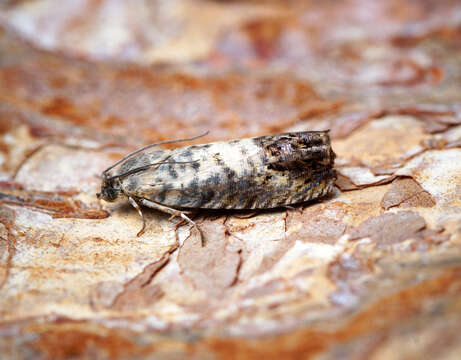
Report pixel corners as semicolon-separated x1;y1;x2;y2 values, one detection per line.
1;0;459;145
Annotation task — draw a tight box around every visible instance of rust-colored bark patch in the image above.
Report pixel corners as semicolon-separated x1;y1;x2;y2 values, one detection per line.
0;186;109;219
111;255;170;310
381;177;436;210
335;173;360;191
201;266;461;360
0;53;337;144
348;211;427;245
287;206;346;244
178;220;241;297
29;327;151;360
388;104;461;134
0;206;16;290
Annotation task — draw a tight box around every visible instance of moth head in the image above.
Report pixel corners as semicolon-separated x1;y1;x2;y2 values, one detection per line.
97;174;122;202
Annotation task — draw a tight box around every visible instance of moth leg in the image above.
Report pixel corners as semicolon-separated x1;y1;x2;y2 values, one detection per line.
128;197;147;237
233;211;258;219
139;199;204;246
172;216;187;228
283;204;303;214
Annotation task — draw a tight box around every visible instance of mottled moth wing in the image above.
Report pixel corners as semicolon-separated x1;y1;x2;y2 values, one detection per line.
116;149;172;176
117;131;336;210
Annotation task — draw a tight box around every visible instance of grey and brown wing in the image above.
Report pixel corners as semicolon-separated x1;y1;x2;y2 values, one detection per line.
251;131;337;206
129;158;256;209
120;132;336;210
120;139;264;209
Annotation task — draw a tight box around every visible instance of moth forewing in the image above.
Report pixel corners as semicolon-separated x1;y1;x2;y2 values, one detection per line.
98;131;337;241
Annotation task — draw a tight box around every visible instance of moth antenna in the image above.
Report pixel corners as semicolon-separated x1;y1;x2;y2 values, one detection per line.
102;131;209;177
106;160;200;181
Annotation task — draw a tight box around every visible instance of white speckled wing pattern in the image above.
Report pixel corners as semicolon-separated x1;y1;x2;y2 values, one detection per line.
115;131;336;210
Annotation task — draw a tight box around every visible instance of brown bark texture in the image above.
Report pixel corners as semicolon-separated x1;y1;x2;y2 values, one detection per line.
0;1;461;359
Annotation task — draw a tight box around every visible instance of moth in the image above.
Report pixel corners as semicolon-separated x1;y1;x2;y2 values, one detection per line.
97;131;337;241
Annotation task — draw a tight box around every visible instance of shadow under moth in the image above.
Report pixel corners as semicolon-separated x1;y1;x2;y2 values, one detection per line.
97;131;337;244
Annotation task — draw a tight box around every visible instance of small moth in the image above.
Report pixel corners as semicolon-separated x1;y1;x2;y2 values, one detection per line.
97;131;337;241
